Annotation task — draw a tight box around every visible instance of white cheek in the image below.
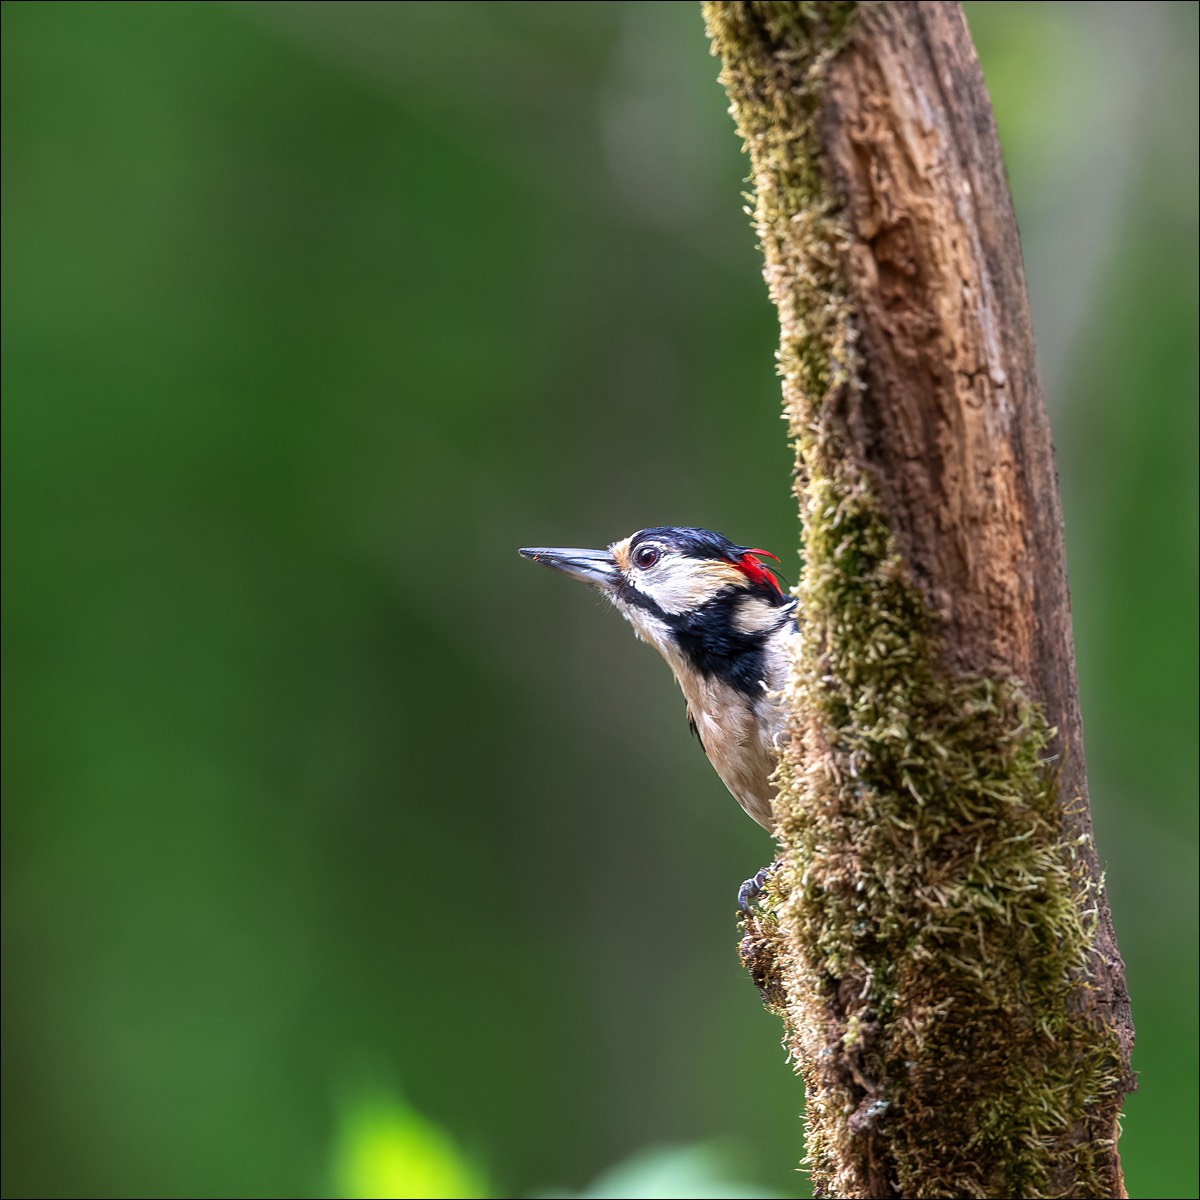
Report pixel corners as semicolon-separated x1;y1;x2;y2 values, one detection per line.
642;560;718;615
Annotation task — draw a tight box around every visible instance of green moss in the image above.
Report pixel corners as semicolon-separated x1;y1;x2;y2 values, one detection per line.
705;3;1126;1196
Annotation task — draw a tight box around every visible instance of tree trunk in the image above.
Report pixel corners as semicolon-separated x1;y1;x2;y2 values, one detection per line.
702;4;1135;1197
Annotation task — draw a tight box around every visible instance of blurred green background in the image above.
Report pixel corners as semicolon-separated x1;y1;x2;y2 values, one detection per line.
3;3;1196;1197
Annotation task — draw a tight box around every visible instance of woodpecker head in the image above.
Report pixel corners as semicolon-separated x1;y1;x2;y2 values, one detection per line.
519;526;793;699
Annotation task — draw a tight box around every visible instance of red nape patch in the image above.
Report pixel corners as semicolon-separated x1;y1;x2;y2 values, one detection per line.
733;549;783;593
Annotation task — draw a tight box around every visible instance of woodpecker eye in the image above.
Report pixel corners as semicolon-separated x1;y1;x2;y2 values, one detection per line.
633;545;660;570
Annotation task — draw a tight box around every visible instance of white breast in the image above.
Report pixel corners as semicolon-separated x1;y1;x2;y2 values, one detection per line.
611;590;794;831
686;677;783;830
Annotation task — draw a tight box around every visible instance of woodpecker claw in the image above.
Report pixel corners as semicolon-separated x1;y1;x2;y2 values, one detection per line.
738;861;780;912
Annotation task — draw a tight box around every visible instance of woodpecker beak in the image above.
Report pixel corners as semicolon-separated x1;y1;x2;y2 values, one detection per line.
519;545;620;589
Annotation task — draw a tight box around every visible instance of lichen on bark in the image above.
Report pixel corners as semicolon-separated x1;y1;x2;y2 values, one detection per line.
703;3;1132;1197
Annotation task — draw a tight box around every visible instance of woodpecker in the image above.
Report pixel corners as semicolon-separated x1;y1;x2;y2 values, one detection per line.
519;527;795;906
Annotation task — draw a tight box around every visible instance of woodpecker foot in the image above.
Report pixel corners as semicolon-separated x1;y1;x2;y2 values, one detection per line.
738;860;780;913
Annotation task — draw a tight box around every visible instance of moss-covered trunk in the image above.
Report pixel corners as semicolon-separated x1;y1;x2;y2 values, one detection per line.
702;3;1135;1197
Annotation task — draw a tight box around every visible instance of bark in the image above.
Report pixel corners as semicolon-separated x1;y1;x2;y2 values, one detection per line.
702;4;1135;1197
